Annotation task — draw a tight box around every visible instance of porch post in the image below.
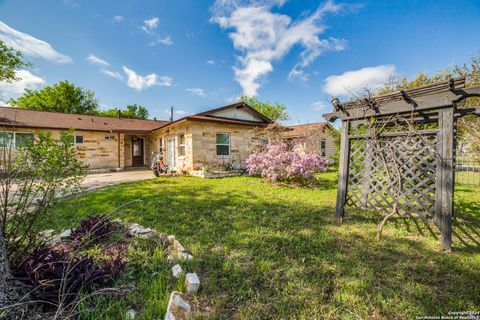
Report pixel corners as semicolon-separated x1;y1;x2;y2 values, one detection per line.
439;108;454;252
336;120;350;222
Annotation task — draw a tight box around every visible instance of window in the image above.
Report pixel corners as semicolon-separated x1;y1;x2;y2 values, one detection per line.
0;132;14;147
15;133;34;148
104;136;114;141
320;140;326;157
216;133;230;156
0;132;34;148
159;137;163;152
178;133;185;157
67;135;84;145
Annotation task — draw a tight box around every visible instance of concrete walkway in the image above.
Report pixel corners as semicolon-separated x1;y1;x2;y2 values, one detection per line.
82;169;155;192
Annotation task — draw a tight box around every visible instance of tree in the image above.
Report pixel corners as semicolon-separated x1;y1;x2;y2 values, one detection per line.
0;132;86;316
0;40;31;83
239;95;289;122
0;40;32;314
379;53;480;160
9;80;98;115
99;104;149;120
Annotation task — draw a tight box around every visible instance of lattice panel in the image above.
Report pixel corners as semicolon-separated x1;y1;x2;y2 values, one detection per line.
346;134;438;218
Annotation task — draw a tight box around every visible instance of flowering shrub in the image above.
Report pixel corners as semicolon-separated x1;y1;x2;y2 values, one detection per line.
246;143;327;184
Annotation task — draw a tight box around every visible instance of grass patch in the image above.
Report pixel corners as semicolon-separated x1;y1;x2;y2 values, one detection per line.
43;172;480;319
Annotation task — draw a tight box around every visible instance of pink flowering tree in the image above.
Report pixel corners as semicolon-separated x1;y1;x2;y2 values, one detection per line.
246;143;327;185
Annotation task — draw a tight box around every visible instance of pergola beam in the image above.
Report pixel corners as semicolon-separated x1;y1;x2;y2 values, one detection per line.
323;79;480;122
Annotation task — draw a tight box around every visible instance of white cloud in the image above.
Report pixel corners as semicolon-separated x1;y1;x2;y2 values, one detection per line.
0;70;45;96
122;66;172;90
86;54;109;66
186;88;206;97
323;65;396;97
0;21;72;63
113;15;124;22
311;101;328;111
142;17;159;33
211;0;346;96
206;60;215;65
101;68;123;80
150;36;173;46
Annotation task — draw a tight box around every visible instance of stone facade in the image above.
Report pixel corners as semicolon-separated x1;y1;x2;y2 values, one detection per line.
1;128;126;170
151;120;261;172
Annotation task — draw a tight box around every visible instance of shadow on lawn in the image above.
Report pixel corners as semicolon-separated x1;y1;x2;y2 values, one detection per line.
45;177;480;319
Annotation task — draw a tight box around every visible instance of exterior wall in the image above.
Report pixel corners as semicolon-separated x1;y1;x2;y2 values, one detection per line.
209;108;263;122
150;122;193;171
190;121;259;171
151;120;261;172
0;128;125;170
290;131;337;159
124;134;152;167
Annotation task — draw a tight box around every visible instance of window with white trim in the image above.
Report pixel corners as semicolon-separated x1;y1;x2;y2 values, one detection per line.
178;133;185;157
216;133;230;156
67;135;84;145
0;132;34;148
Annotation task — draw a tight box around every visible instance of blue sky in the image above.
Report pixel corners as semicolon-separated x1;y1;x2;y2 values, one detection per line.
1;0;479;124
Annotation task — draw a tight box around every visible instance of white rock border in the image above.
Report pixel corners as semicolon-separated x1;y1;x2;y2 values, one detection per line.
44;220;201;320
122;221;201;319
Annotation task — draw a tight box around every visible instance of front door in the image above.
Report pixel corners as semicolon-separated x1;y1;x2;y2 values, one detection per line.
167;137;175;169
132;138;144;166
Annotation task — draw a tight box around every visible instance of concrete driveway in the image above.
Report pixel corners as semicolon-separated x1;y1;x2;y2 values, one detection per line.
82;169;155;192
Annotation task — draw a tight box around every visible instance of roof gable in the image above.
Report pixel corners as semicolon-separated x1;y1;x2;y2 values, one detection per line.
198;102;271;123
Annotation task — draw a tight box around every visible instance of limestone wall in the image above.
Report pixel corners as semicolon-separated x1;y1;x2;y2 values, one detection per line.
0;128;125;170
151;120;261;172
151;122;193;171
190;121;258;171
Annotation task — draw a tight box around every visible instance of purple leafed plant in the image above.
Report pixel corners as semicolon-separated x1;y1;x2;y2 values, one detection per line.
68;215;114;245
14;245;123;308
246;143;327;184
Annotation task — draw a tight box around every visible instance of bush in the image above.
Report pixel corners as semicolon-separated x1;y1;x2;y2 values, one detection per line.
246;143;327;184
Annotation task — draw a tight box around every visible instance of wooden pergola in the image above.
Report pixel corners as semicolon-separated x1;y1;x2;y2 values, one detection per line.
323;78;480;251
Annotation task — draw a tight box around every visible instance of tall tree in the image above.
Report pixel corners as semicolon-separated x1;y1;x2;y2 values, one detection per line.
0;40;31;83
239;95;289;122
99;104;149;119
9;80;98;114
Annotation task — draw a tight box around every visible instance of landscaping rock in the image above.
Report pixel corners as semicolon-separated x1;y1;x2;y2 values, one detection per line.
185;273;200;294
39;229;55;238
164;291;191;320
126;309;136;320
171;264;184;278
172;239;185;253
59;229;72;239
126;223;142;236
179;252;193;261
167;235;176;243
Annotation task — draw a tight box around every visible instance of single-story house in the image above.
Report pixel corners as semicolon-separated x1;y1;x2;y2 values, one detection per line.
0;102;271;172
283;122;337;159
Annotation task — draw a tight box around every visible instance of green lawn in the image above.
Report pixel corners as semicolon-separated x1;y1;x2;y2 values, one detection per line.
42;172;480;320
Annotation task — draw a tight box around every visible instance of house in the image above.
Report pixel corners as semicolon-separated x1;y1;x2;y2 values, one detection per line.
283;122;337;160
0;102;271;172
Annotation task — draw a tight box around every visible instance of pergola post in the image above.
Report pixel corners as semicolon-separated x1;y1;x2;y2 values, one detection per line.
439;108;454;252
335;120;350;222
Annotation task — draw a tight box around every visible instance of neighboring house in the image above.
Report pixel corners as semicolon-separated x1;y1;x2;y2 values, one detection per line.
283;122;337;160
0;102;270;172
